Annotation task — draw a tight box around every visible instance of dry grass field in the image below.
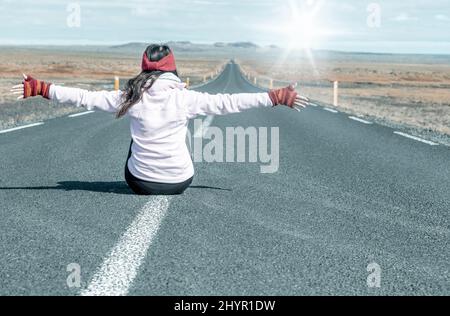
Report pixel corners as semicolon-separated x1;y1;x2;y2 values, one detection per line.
239;56;450;135
0;46;225;129
0;47;224;100
0;45;449;138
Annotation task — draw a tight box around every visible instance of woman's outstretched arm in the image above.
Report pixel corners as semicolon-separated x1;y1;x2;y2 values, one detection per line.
182;84;309;119
11;74;123;113
49;85;122;113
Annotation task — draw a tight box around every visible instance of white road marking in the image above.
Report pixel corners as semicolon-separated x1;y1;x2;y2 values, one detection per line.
349;116;373;125
80;196;171;296
394;131;439;146
323;107;339;113
68;111;95;118
0;122;44;134
309;103;318;107
193;66;234;138
194;115;215;138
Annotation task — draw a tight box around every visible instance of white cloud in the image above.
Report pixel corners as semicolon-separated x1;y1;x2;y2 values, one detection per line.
340;3;357;13
435;14;450;21
1;0;449;51
391;13;419;22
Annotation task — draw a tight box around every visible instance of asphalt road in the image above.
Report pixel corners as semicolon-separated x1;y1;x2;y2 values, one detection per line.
0;62;449;296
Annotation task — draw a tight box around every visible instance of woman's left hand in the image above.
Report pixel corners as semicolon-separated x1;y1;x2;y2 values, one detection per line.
290;83;311;111
269;83;311;111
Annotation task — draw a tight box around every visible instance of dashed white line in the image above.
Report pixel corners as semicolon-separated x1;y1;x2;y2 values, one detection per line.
394;131;439;146
68;111;95;118
323;107;339;113
309;103;318;107
194;115;215;138
349;116;373;125
193;67;234;138
80;196;171;296
0;122;44;134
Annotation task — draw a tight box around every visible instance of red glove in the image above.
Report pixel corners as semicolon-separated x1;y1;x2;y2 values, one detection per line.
23;75;52;99
268;84;298;108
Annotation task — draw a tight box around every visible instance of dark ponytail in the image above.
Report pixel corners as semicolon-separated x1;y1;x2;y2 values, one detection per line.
116;44;178;118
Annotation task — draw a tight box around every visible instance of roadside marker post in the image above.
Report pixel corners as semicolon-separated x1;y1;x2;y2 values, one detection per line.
114;76;120;91
333;81;339;107
186;77;190;89
269;79;274;89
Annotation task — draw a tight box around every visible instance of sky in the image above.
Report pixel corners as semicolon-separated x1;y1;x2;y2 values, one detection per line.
0;0;449;54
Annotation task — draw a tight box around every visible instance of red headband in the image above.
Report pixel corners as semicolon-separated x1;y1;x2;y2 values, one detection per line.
141;51;177;72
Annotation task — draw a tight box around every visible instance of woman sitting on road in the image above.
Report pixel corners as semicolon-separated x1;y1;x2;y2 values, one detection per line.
11;44;309;196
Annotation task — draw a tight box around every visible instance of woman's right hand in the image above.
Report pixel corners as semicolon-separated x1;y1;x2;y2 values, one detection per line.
10;74;52;100
268;83;310;111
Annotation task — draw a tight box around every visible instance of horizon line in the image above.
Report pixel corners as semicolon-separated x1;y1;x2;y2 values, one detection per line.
0;40;450;57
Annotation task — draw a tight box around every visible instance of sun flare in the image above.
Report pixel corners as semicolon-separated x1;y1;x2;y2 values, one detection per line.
280;0;328;50
284;15;318;49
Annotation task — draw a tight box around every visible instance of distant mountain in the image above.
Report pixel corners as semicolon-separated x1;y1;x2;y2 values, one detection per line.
165;41;209;52
112;41;261;49
227;42;260;49
110;42;148;50
167;41;192;45
214;42;226;48
109;41;263;55
110;41;210;53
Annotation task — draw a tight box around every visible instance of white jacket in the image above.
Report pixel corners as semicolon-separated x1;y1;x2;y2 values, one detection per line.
49;73;273;183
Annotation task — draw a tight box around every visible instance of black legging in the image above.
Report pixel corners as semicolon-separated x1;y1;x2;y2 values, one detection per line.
124;141;193;195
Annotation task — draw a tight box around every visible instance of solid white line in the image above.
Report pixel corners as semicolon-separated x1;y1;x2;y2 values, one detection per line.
0;122;44;134
394;131;439;146
349;116;373;125
80;196;171;296
323;107;339;113
68;111;95;118
309;103;318;107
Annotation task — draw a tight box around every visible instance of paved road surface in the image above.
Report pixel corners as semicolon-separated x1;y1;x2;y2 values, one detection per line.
0;62;448;295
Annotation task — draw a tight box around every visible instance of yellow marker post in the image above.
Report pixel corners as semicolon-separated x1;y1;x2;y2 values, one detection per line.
114;76;120;91
186;77;190;89
269;79;274;89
